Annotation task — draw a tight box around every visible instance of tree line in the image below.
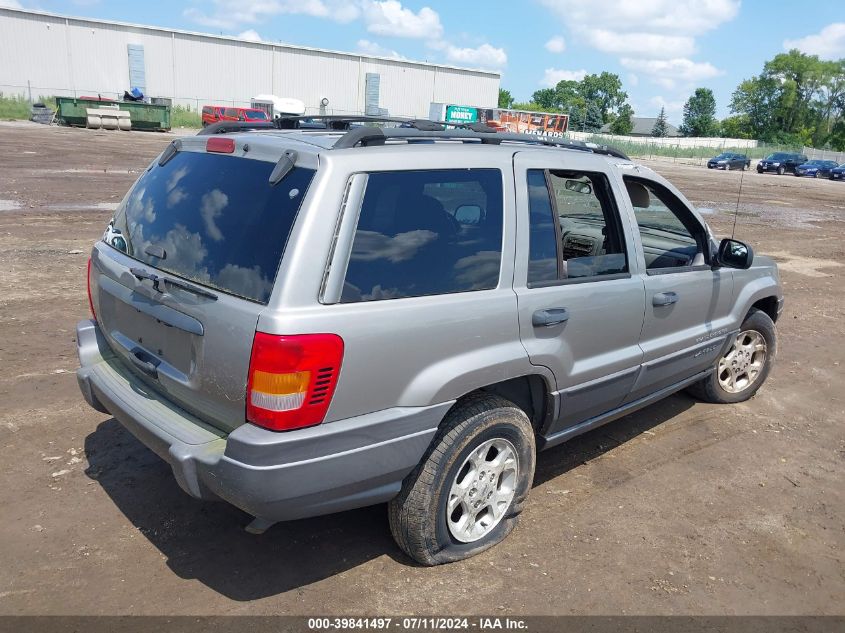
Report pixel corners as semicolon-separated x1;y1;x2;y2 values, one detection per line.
497;49;845;150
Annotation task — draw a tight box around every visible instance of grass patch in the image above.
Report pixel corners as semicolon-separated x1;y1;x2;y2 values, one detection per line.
0;94;57;119
171;105;202;128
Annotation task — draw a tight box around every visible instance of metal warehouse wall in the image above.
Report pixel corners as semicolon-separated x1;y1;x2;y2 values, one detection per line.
0;8;499;118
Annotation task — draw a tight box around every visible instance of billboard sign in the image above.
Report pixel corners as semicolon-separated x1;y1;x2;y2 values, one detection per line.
445;105;478;124
440;104;569;137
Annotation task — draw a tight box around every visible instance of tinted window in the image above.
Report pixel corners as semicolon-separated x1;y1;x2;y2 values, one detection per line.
624;177;704;270
527;170;559;283
526;169;627;282
341;169;503;302
109;152;315;303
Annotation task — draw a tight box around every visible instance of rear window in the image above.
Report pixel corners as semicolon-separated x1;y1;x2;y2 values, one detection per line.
108;151;315;303
341;169;503;303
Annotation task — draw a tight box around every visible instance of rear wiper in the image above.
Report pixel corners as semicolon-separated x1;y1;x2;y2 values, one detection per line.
162;276;218;300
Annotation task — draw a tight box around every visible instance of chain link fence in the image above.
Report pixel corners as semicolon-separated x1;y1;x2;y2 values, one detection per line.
570;131;805;166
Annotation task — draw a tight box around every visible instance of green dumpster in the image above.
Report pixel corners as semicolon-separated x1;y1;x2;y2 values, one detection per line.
55;97;171;132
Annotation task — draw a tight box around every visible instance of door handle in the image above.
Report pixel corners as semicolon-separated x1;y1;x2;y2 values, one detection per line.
532;307;569;327
653;291;679;307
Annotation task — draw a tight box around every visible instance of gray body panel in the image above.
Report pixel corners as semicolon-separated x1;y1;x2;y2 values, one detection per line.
77;131;784;524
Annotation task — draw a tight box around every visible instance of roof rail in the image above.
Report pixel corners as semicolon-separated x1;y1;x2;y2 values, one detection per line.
195;115;631;160
332;126;631;160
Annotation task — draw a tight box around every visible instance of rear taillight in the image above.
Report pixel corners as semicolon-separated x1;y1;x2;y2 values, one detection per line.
87;257;96;321
246;333;344;432
206;137;235;154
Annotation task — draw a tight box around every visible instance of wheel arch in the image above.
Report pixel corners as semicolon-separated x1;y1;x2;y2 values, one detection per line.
446;374;555;434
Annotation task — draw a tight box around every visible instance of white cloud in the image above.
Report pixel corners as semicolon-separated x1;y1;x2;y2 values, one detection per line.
184;0;359;30
627;73;639;87
583;29;695;59
621;57;723;89
784;23;845;60
538;0;739;36
649;95;685;118
0;0;23;7
544;36;566;53
363;0;443;39
443;43;507;69
539;0;735;87
540;67;587;87
356;39;405;59
237;29;263;42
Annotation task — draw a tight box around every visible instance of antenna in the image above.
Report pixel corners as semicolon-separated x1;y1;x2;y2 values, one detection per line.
731;162;746;240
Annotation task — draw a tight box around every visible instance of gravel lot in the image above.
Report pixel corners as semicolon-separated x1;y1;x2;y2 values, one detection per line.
0;122;843;615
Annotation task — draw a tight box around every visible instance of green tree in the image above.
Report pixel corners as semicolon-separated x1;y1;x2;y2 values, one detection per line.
679;88;718;137
498;88;514;109
728;49;845;148
578;72;627;123
609;103;634;135
582;103;604;132
651;107;668;137
531;88;559;110
729;74;781;139
719;115;752;139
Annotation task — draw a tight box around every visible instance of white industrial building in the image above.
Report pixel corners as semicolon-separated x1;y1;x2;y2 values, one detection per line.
0;7;500;118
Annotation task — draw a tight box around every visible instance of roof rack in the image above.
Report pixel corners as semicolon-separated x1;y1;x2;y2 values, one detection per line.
196;115;631;160
331;126;631;160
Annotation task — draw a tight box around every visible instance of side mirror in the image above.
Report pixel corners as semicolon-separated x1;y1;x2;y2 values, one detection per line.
715;238;754;269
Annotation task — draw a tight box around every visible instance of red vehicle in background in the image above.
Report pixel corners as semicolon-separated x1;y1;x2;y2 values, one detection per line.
202;106;269;127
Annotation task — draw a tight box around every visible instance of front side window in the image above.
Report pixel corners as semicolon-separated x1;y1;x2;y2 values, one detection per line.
341;169;503;302
624;177;705;271
526;169;627;283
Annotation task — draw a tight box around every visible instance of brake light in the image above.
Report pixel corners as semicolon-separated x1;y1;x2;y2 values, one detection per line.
246;333;344;431
206;137;235;154
87;257;96;321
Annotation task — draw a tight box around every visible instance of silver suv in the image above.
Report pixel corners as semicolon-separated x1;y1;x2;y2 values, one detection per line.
77;119;783;565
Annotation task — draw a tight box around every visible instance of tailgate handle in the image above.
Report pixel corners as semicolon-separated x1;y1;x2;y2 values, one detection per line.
129;347;160;378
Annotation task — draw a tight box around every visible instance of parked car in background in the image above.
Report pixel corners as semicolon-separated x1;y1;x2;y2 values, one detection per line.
707;152;750;170
830;163;845;181
241;108;269;123
794;159;839;178
757;152;808;175
202;106;268;127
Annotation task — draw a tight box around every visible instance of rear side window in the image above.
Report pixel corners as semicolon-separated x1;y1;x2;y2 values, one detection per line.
341;169;503;303
109;151;315;303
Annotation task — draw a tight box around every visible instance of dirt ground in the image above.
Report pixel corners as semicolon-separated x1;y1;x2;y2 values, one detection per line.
0;121;843;616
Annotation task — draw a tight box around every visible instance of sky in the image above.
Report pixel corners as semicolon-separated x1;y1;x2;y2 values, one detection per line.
4;0;845;124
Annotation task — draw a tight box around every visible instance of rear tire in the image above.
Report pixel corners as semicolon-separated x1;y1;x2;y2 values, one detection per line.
389;394;536;566
687;308;776;404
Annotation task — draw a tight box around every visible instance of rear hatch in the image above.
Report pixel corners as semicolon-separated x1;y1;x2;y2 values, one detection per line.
89;138;316;433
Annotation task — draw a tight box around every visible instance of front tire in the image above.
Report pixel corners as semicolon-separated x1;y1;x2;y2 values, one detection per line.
389;394;536;566
777;166;785;175
687;308;776;404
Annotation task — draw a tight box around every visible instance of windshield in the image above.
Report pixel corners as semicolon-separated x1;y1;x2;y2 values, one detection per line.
246;110;268;120
714;153;731;159
765;153;790;160
108;152;315;303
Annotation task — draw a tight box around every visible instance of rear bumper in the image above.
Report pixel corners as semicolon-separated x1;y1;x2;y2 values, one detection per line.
76;319;447;522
